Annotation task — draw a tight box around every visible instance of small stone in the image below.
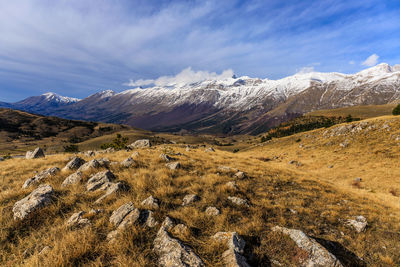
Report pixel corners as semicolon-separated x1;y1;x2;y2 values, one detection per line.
226;181;239;190
234;171;246;179
159;153;173;162
121;157;136;168
182;194;200;206
110;202;136;226
166;162;181;170
117;208;141;230
89;208;103;215
62;157;85;171
26;147;45;159
22;167;60;189
205;206;220;216
62;171;83;187
228;196;249;207
346;215;368;233
161;216;175;231
84;150;96;157
128;139;151;149
78;159;100;172
66;211;91;229
205;147;215;152
141;196;160;210
86;170;115;191
94;182;125;203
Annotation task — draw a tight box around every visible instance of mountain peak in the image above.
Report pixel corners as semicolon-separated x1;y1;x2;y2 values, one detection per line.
41;92;80;103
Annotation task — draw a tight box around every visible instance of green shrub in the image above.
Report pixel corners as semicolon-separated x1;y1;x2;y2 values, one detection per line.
100;134;128;150
392;104;400;115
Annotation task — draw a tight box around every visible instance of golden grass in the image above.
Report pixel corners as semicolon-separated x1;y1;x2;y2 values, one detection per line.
1;120;400;265
307;104;396;119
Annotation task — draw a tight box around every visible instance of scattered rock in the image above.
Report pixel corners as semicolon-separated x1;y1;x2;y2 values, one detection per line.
131;151;140;158
109;202;136;226
205;147;215;152
120;157;136;168
205;206;220;216
346;216;368;233
185;146;191;152
234;171;246;179
94;182;125;203
140;209;159;228
272;226;343;267
166;162;181;170
226;181;239;190
62;157;85;171
78;159;101;172
153;218;204;267
354;177;362;183
182;194;200;206
160;153;173;162
22;167;60;189
26;147;45;159
128;139;151;149
340;140;350;148
89;208;103;215
288;160;302;167
141;195;160;210
66;211;90;229
86;170;116;191
171;224;190;236
97;158;110;168
218;166;232;172
161;216;175;231
61;171;83;187
228;196;249;207
13;184;54;220
328;165;334;169
212;232;250;267
117;208;141;230
84;150;96;157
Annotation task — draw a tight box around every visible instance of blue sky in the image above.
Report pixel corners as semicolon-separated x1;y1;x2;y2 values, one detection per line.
1;0;400;101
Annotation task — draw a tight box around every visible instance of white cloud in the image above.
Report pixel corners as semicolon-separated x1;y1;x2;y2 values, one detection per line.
124;67;234;87
349;60;355;65
361;54;379;67
296;66;315;74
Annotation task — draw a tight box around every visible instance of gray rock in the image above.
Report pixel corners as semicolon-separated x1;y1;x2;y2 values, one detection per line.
234;171;246;179
78;159;100;172
94;182;125;203
153;219;204;267
161;216;175;231
84;150;96;157
97;158;110;168
226;181;239;190
182;194;200;206
26;147;45;159
117;208;141;230
66;211;90;229
89;208;103;215
22;167;60;189
212;232;250;267
61;171;83;187
166;162;181;170
109;202;136;226
62;157;85;171
140;209;159;228
128;139;151;149
86;170;115;191
171;224;190;236
346;216;367;233
218;166;232;172
228;196;249;207
141;195;160;210
272;226;343;267
205;147;215;152
160;153;173;162
13;184;54;220
131;151;140;158
121;157;136;168
205;206;220;216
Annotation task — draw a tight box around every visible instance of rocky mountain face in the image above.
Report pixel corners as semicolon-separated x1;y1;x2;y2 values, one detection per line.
2;63;400;135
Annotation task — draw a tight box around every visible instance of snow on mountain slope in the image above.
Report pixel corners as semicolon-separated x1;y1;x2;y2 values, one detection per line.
42;92;81;103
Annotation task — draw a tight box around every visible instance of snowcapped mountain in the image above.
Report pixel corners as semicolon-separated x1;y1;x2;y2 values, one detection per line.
2;63;400;134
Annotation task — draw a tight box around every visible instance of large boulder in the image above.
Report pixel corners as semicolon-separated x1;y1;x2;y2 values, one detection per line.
128;139;151;149
272;226;343;267
153;218;204;267
86;170;115;191
13;184;54;220
26;147;45;159
62;157;85;171
22;167;60;189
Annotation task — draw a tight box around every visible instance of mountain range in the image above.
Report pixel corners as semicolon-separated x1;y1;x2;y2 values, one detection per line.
2;63;400;135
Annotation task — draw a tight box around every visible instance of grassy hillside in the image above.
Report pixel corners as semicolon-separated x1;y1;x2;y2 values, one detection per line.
0;116;399;265
307;104;396;119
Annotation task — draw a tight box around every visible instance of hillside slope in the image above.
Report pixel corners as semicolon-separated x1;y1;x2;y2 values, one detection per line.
0;117;399;265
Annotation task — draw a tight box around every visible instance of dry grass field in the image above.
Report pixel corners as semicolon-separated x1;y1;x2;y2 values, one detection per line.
307;104;396;119
1;116;400;266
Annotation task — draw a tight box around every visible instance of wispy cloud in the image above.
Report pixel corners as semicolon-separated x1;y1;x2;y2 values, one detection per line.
361;54;379;67
0;0;399;101
124;67;234;87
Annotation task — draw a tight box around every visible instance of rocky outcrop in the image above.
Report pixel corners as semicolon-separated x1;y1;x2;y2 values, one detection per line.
62;157;85;171
141;196;160;210
94;182;125;203
86;170;116;191
26;147;45;159
153;218;204;267
22;167;60;189
272;226;343;267
66;211;90;229
212;232;250;267
61;171;83;187
128;139;151;149
13;184;54;220
346;216;368;233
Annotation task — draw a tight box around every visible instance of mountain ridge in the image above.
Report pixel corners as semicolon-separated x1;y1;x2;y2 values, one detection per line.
1;63;400;135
